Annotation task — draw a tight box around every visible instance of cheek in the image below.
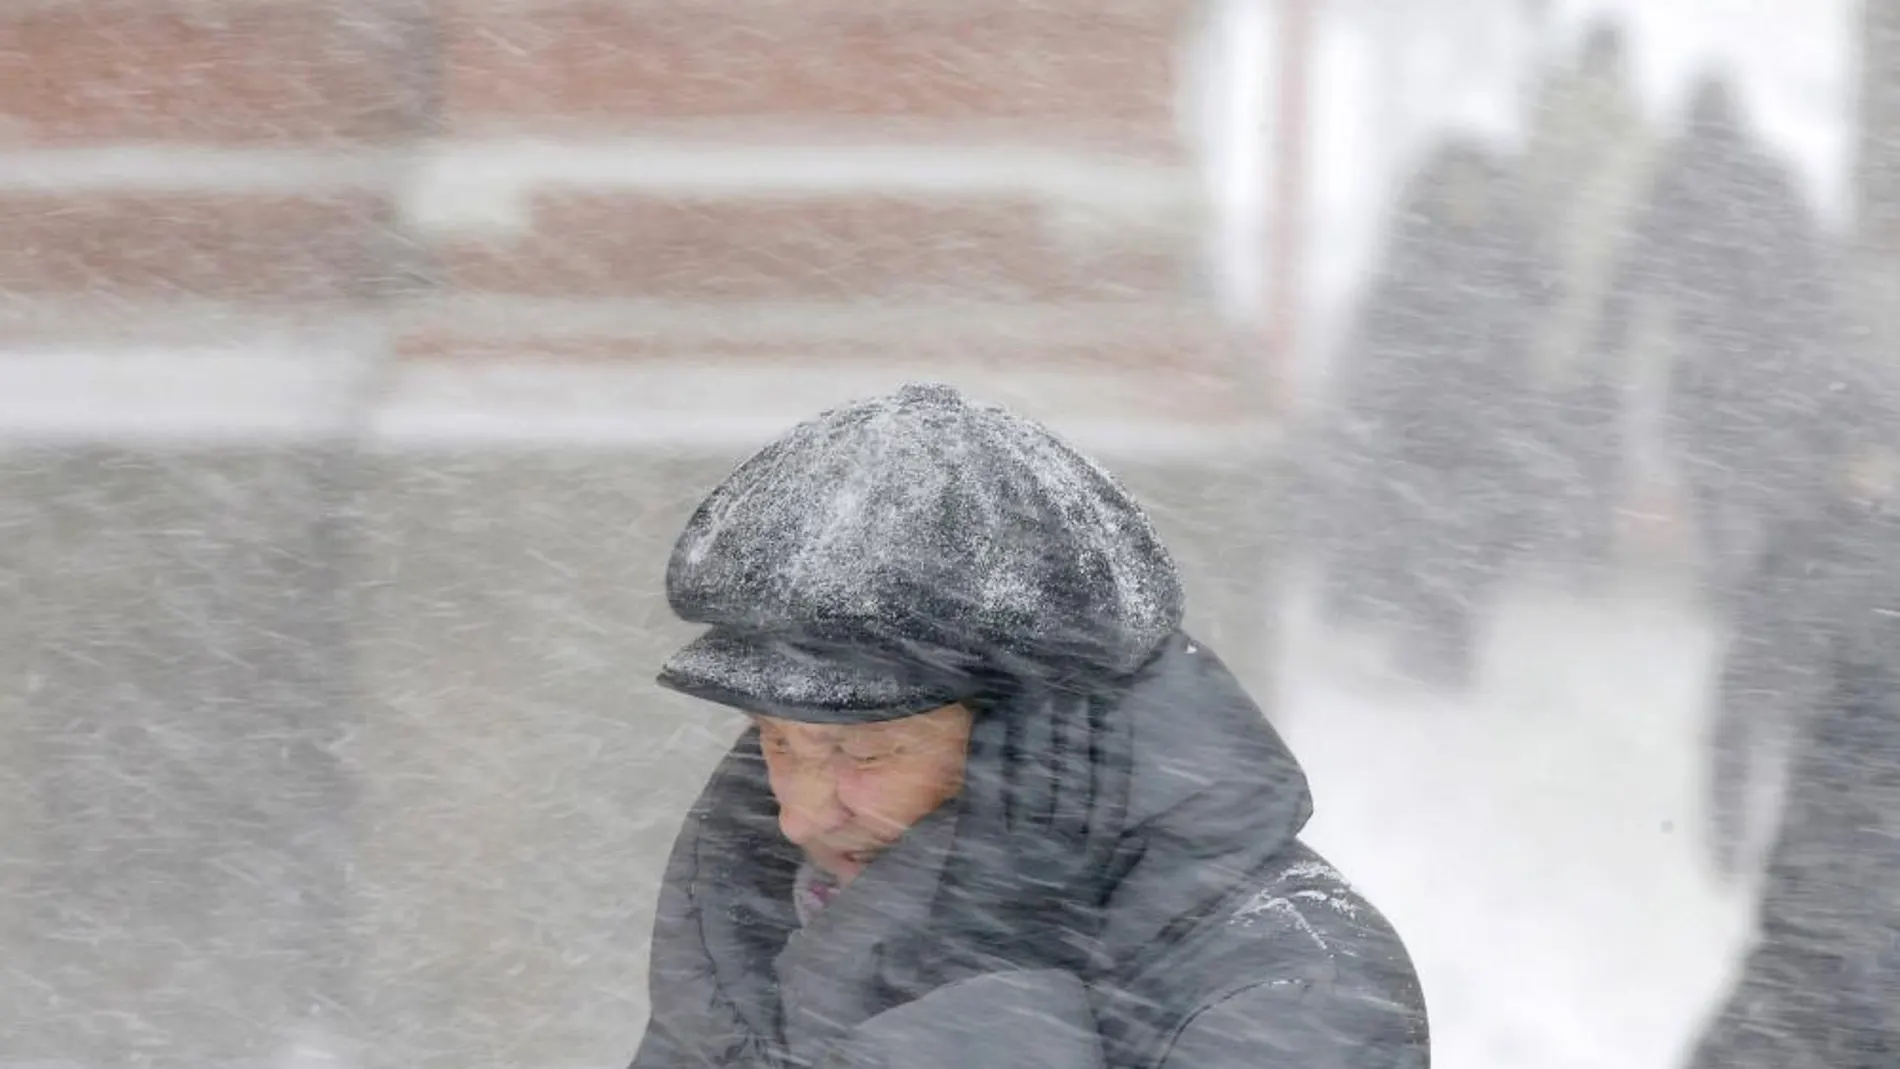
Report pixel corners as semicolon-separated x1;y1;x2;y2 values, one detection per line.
762;755;804;809
832;772;882;820
837;762;957;828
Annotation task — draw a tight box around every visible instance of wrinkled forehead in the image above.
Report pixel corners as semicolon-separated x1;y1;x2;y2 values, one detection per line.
753;703;968;744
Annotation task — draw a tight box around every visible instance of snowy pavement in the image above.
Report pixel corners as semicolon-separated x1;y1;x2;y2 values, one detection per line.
1278;568;1761;1069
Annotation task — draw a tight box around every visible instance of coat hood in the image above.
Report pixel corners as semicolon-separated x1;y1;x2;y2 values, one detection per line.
635;640;1426;1069
1099;634;1314;955
647;633;1314;1035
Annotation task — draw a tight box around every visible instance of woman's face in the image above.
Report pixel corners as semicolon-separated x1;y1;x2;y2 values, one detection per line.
755;702;975;885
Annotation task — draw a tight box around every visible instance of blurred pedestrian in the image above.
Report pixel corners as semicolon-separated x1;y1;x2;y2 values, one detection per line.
1321;140;1551;687
1599;74;1841;605
1690;428;1900;1066
1519;20;1658;580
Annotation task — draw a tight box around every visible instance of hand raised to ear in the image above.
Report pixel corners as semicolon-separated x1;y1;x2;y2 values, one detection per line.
900;678;1134;986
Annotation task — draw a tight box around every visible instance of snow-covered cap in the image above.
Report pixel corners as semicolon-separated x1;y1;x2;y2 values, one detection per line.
658;383;1184;723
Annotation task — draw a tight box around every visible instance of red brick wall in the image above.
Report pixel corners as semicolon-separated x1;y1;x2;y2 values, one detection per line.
1;0;1257;442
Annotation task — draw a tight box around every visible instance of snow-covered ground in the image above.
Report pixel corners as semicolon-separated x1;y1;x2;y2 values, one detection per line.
1279;567;1761;1069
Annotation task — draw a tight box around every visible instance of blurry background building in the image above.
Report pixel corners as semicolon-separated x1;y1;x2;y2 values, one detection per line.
0;2;1276;1066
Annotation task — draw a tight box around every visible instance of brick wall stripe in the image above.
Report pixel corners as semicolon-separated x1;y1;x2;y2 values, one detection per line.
402;140;1196;238
0;190;398;302
0;1;429;146
427;191;1197;303
441;0;1192;138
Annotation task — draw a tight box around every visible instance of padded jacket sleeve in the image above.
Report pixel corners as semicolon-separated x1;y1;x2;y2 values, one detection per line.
825;970;1105;1069
1157;979;1429;1069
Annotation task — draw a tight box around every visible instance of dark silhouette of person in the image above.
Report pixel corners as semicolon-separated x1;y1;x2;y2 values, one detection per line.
1688;364;1900;1065
1599;74;1841;606
1519;21;1657;582
1319;139;1552;687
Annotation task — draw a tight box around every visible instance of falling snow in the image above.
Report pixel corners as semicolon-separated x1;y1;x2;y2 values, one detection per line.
2;0;1891;1067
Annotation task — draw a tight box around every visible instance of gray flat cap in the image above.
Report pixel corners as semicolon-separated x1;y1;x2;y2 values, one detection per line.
658;383;1184;722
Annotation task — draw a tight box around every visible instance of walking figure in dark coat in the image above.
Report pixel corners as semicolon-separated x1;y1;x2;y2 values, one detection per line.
630;384;1429;1069
1518;21;1657;581
1321;140;1551;687
1697;367;1873;882
1689;397;1900;1066
1599;74;1840;605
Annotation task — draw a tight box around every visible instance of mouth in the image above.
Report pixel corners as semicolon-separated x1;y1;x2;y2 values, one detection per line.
816;846;879;874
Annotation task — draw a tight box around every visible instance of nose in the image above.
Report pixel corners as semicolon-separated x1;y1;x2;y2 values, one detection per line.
776;763;851;847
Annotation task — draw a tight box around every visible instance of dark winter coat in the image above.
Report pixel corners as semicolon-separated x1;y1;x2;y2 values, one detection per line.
1368;145;1547;465
630;633;1429;1069
1701;346;1898;870
1693;449;1900;1066
1600;80;1840;543
1319;141;1550;631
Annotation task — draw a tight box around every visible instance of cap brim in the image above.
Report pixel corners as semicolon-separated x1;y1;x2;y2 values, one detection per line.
657;627;968;724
